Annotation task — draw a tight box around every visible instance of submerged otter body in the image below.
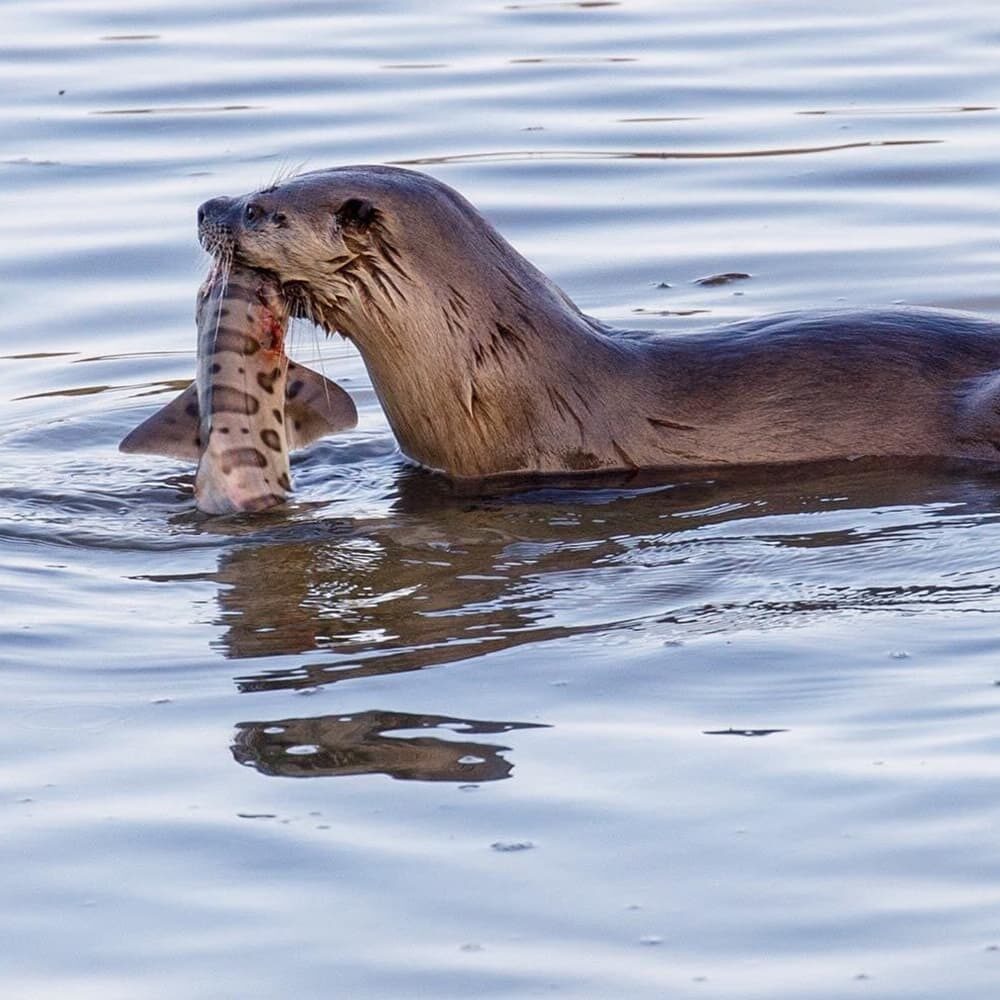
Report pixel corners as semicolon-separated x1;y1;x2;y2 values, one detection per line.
197;165;1000;479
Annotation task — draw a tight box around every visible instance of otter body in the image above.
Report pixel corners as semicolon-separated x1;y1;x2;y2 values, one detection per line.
197;166;1000;478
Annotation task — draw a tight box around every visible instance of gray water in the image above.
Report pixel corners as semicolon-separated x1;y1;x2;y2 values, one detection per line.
5;1;1000;997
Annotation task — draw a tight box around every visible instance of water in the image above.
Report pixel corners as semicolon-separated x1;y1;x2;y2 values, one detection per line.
4;1;1000;996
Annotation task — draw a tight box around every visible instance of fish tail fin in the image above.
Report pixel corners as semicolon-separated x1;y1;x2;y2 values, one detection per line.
284;362;358;450
118;382;202;461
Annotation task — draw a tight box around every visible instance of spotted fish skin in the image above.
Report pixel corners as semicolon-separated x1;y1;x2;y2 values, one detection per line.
119;266;358;514
193;265;293;514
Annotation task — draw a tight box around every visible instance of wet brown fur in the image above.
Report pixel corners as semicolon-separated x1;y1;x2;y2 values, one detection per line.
198;165;1000;479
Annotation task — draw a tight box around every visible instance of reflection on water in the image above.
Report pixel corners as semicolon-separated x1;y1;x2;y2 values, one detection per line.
233;709;546;782
199;461;1000;695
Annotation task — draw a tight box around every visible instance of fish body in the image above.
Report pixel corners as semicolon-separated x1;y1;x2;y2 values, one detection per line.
194;265;292;513
120;264;357;513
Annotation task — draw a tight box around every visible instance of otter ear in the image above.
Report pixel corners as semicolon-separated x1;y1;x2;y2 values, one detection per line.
336;197;375;231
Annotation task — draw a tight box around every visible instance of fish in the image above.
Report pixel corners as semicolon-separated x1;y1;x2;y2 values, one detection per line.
120;263;357;514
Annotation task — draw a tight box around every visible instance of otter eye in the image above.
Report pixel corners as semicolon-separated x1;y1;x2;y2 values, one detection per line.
244;203;262;224
337;198;376;230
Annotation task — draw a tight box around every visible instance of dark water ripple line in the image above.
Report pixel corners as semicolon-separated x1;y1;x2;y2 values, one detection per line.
10;134;936;181
0;514;232;553
393;139;943;165
797;105;996;116
0;526;225;553
14;378;191;402
89;105;264;116
504;2;622;9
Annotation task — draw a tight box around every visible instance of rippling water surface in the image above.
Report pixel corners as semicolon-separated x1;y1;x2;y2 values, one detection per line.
5;1;1000;997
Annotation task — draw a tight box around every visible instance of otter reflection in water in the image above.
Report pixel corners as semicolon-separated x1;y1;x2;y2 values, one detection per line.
233;710;546;783
202;460;1000;696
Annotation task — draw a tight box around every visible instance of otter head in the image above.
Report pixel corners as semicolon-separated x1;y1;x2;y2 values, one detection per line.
198;183;376;287
197;165;591;477
196;165;535;347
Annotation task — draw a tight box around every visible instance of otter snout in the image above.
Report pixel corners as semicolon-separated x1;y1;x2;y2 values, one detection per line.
197;196;236;255
197;196;232;227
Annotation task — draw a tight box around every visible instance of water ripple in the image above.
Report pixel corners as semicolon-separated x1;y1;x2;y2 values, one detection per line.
395;139;942;165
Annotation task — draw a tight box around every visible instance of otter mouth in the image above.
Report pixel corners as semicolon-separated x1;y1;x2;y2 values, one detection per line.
199;232;345;340
281;279;349;339
197;220;234;261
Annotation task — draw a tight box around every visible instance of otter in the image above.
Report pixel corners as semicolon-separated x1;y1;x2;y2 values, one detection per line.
197;165;1000;479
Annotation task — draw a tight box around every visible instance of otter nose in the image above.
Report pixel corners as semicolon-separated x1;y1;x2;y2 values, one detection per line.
197;196;231;227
